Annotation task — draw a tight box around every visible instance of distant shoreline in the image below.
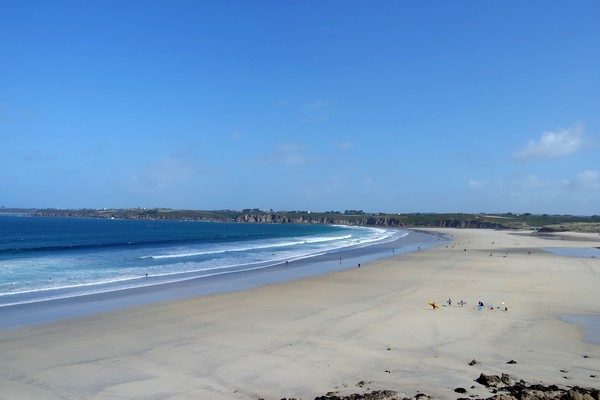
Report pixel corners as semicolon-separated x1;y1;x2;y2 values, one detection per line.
4;207;600;232
0;228;448;330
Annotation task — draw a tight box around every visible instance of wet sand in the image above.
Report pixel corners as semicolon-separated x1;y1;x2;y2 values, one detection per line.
0;228;598;399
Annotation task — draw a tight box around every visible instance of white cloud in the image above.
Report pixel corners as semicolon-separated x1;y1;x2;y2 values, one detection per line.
515;124;584;160
469;178;483;189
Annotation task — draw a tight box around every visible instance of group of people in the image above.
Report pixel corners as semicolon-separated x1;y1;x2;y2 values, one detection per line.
430;298;507;311
477;300;508;311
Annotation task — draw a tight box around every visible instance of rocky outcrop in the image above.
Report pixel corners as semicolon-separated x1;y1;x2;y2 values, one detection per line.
308;374;599;400
472;373;599;400
475;373;514;388
313;391;431;400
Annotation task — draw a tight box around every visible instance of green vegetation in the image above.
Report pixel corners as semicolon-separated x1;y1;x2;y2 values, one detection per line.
13;208;600;233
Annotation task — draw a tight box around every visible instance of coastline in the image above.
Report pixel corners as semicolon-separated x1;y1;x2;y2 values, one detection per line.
0;228;446;330
0;228;598;399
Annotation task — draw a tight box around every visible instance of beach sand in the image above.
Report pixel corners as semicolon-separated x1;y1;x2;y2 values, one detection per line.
0;228;599;399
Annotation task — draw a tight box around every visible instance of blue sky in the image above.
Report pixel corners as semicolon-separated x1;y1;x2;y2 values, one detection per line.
1;1;599;215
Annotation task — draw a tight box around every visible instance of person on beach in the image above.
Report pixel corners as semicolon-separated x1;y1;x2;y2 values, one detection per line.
431;302;438;310
447;298;452;306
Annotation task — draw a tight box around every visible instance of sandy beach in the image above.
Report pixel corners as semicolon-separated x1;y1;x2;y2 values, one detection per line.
0;228;599;399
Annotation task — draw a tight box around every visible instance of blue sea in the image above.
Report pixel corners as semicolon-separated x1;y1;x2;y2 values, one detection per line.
0;215;440;315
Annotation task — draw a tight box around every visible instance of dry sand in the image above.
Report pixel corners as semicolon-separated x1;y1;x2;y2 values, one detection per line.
0;228;599;399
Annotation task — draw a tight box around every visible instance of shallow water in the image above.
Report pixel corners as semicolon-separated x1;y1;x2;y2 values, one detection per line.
0;216;404;307
0;216;449;329
544;247;600;258
559;315;600;346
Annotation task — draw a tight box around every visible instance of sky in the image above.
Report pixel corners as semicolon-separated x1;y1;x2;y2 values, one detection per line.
1;1;599;215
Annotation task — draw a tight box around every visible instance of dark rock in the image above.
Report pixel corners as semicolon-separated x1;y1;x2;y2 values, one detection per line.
506;360;517;364
527;384;561;392
517;389;548;399
501;373;514;386
469;359;478;366
311;374;600;400
562;389;585;400
316;390;403;400
414;394;432;400
476;373;505;388
486;395;517;400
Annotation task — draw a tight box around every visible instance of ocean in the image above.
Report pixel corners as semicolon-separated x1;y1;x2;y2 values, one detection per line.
0;215;443;317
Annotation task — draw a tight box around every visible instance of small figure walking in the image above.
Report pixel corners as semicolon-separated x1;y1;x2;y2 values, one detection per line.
447;298;452;306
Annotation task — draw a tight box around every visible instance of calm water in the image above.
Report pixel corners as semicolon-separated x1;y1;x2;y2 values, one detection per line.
0;215;408;308
546;247;600;346
544;247;600;258
560;315;600;346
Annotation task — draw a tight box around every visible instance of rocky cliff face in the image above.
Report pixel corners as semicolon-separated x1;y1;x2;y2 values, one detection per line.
29;210;511;229
233;214;507;229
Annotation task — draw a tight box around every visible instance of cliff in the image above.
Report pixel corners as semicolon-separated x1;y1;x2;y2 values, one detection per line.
28;209;512;230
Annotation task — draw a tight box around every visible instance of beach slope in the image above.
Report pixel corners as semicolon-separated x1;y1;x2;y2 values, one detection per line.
0;228;598;399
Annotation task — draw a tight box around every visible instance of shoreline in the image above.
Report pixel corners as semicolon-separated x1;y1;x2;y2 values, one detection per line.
0;228;598;399
0;228;447;330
